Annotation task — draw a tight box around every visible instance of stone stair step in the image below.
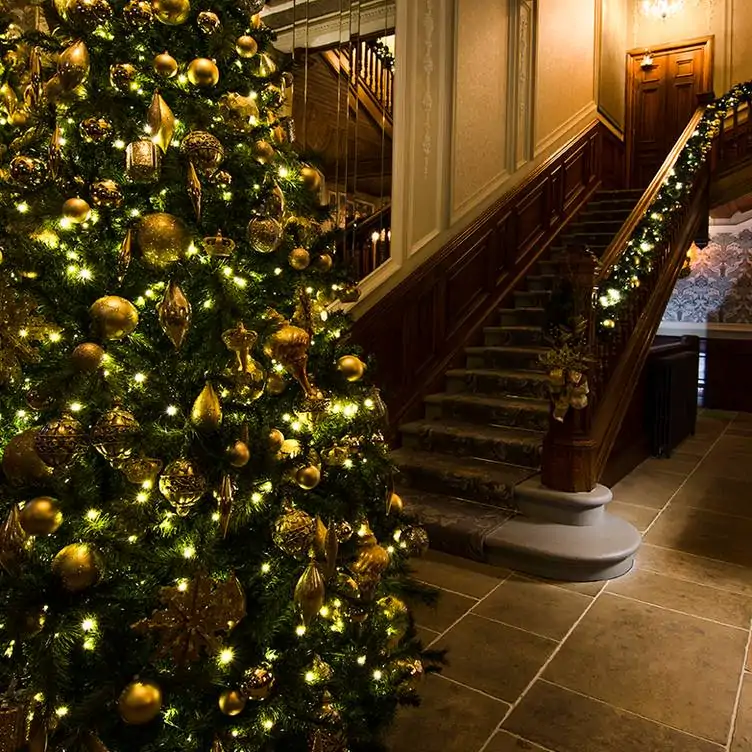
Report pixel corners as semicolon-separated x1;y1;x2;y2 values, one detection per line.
568;219;626;235
514;289;552;308
565;231;616;247
579;205;636;222
424;392;550;430
526;274;557;291
445;367;550;399
484;325;545;347
594;188;645;200
392;447;534;508
499;307;546;327
399;418;543;467
465;345;548;372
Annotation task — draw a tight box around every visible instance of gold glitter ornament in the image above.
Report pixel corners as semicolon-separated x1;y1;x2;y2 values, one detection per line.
157;279;191;349
187;57;219;87
218;689;245;716
65;0;113;28
289;247;310;270
52;543;101;591
190;382;222;432
295;560;326;625
1;429;52;485
402;526;430;557
122;0;153;26
80;115;112;142
392;658;425;690
117;681;162;724
159;459;206;515
34;413;87;467
152;0;190;25
125;140;161;182
91;405;140;462
147;91;175;153
264;322;319;399
240;667;275;700
19;496;62;536
273;507;315;557
351;525;390;580
153;51;178;78
248;217;283;253
138;213;191;267
181;131;224;175
91;179;123;208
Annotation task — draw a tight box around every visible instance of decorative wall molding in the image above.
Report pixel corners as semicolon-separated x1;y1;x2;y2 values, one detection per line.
508;0;537;171
421;0;435;177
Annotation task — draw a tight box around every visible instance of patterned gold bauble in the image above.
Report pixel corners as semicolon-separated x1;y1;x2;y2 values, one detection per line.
1;429;51;485
314;253;333;272
138;213;191;267
402;526;429;557
253;139;275;165
65;0;113;28
197;10;220;33
91;179;123;208
226;440;250;468
118;680;162;724
247;217;283;253
266;372;286;395
34;414;87;467
52;543;101;591
159;459;206;515
9;156;46;188
273;507;315;557
289;248;310;271
19;496;62;536
218;92;258;132
110;62;137;91
121;457;163;485
157;279;191;349
337;355;365;382
268;428;285;452
300;165;323;192
187;57;219;87
295;560;325;625
91;406;140;462
125;140;161;183
218;689;245;716
122;0;153;26
180;131;224;175
240;667;275;700
190;382;222;432
153;51;178;78
235;35;258;57
152;0;190;25
80;117;112;142
62;197;91;223
90;296;138;340
296;465;320;491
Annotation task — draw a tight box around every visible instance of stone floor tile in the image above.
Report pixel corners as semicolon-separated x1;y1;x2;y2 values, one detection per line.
606;567;752;628
645;506;752;568
410;553;507;598
409;589;475;633
670;476;752;519
542;578;606;597
608;501;660;532
433;613;556;702
675;436;717;457
386;674;508;752
732;673;752;751
473;574;591;640
611;469;686;508
543;594;747;743
485;729;553;752
640;453;702;476
639;544;752;597
415;625;441;646
504;680;724;752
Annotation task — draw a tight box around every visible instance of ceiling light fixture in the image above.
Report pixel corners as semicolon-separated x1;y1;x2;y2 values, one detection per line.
641;0;684;19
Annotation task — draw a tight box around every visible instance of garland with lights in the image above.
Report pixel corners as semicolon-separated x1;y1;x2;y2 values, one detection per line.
365;40;394;72
0;3;439;752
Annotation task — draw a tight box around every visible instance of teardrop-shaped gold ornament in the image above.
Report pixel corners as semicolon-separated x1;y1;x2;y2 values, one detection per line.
117;227;134;281
216;472;234;538
191;381;222;432
28;47;43;108
157;279;192;349
0;506;29;575
57;40;90;91
294;560;325;625
49;122;63;178
0;82;17;115
186;161;202;222
147;90;175;153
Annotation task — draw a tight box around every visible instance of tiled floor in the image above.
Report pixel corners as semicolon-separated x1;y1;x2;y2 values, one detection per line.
389;410;752;752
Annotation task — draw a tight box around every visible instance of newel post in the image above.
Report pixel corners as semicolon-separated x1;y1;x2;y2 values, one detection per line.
540;248;599;493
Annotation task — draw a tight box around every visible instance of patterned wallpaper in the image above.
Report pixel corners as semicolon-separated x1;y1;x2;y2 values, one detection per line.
663;227;752;325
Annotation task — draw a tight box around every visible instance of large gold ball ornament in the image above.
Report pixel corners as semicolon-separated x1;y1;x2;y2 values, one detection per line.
253;139;275;165
197;9;220;33
118;681;163;724
137;213;191;267
10;156;46;188
91;179;123;209
159;459;207;516
91;406;140;462
66;0;113;28
153;51;178;78
110;63;138;91
180;131;224;175
70;342;104;372
218;689;246;716
337;355;365;382
122;0;153;26
226;440;250;468
2;430;52;485
52;543;101;591
272;508;315;557
187;57;219;87
152;0;190;25
314;253;333;272
240;667;275;701
90;296;139;340
289;248;310;271
247;217;283;253
300;165;323;192
235;35;258;57
296;465;320;491
62;197;91;224
268;429;285;453
34;414;87;467
218;93;259;132
266;372;286;395
80;117;113;143
19;497;63;536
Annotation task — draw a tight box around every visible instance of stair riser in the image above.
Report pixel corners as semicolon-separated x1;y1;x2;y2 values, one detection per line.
425;399;550;431
467;350;546;372
527;276;556;292
499;308;546;327
446;372;550;400
401;428;542;467
484;328;545;347
579;208;634;223
514;291;551;309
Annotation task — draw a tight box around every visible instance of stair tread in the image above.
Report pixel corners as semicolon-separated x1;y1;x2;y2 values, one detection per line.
499;306;546;313
424;392;549;411
393;447;537;483
446;367;550;381
400;417;545;443
485;325;545;332
466;345;549;355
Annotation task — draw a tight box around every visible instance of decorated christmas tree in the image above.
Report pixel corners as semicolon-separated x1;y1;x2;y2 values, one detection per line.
0;2;434;750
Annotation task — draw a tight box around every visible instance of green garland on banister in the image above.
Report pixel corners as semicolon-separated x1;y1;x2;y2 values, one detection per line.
594;82;752;333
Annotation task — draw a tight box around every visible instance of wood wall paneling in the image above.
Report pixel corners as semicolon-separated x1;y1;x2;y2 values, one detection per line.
704;338;752;412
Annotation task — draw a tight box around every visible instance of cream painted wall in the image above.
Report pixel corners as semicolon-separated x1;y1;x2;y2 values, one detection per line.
599;0;629;128
535;0;598;153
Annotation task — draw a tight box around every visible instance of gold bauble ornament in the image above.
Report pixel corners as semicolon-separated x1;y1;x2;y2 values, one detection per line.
123;0;153;25
118;680;162;724
1;429;52;485
264;323;318;399
296;465;320;491
337;355;365;382
226;440;250;468
19;497;62;536
58;40;90;91
218;689;245;716
187;57;219;87
190;382;222;432
65;0;113;28
62;197;91;223
121;457;163;485
153;51;178;78
402;526;430;557
295;560;326;625
34;414;87;467
253;139;275;165
9;156;46;188
266;372;286;395
388;492;403;515
314;253;333;272
218;92;259;132
197;10;220;33
268;428;285;452
52;543;100;591
91;179;123;209
126;140;161;183
240;667;275;701
91;406;140;462
247;217;283;253
333;570;359;600
157;279;191;349
235;35;258;57
180;131;224;175
273;507;315;557
110;62;138;91
289;248;310;270
300;165;323;192
152;0;190;25
159;459;206;515
80;116;113;142
90;296;138;340
138;213;191;267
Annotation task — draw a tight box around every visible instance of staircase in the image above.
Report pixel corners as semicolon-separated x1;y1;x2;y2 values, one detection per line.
393;188;645;576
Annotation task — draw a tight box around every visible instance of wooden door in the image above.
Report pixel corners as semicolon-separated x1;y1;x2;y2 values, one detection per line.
626;38;713;188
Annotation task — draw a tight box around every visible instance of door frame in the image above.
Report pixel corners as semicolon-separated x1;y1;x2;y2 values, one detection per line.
625;35;714;187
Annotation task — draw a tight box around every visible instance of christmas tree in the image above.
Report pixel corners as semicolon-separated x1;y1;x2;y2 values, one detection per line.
0;2;434;750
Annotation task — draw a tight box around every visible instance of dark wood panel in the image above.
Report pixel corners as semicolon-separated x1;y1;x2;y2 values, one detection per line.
704;338;752;412
351;121;626;433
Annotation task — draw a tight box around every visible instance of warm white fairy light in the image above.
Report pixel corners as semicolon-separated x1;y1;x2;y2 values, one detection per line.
373;669;383;680
261;562;271;574
86;509;101;521
295;625;306;636
16;202;29;213
218;648;235;665
69;402;83;413
357;655;367;666
182;545;196;559
81;617;97;632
